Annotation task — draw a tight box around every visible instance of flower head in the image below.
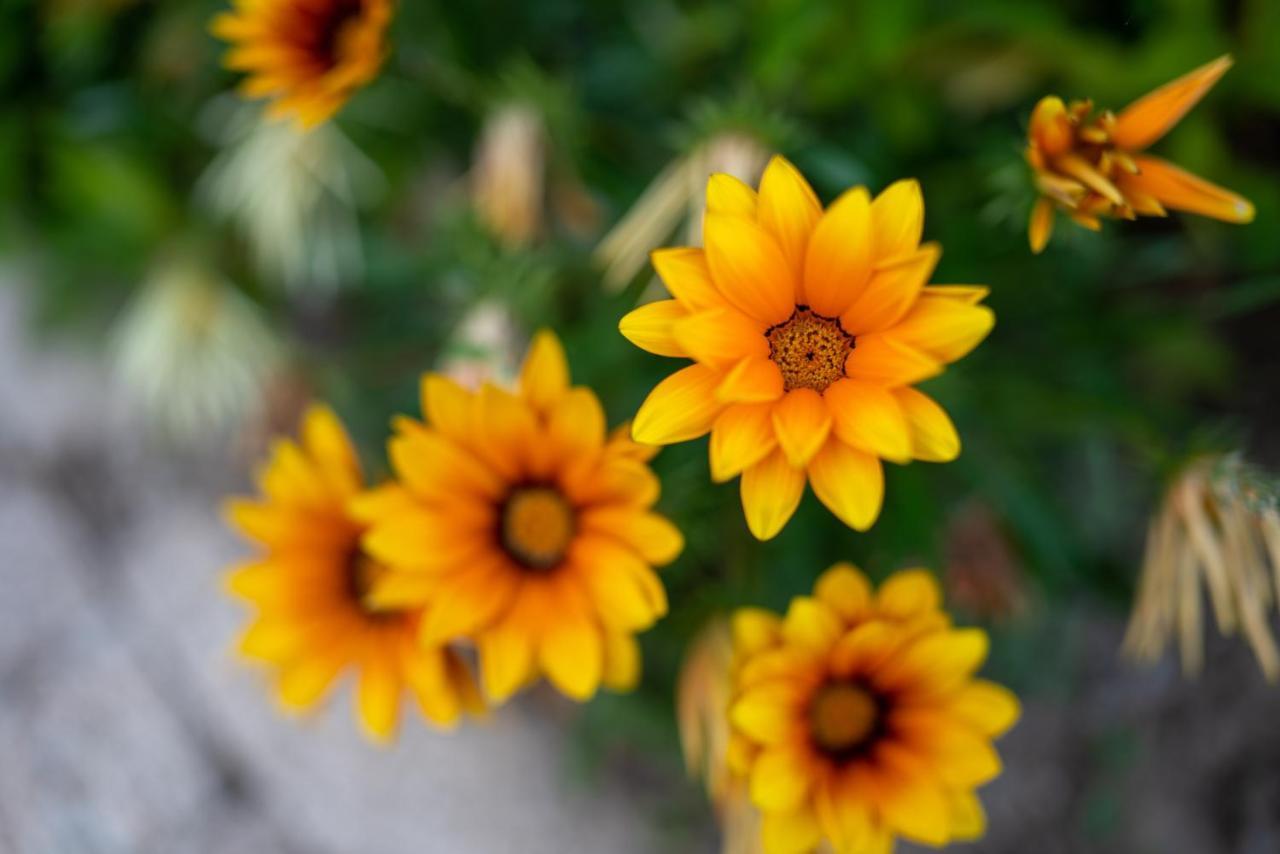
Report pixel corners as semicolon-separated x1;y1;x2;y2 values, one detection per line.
211;0;392;129
621;155;993;540
225;405;483;743
728;564;1019;853
1026;54;1254;252
355;331;683;703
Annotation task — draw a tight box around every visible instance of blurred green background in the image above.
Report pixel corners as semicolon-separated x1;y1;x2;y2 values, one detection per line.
3;1;1279;851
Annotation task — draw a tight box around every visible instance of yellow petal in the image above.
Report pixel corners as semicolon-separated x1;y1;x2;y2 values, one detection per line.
571;535;668;630
814;562;873;623
632;364;724;445
478;621;535;703
705;172;759;217
730;682;805;744
389;429;504;502
672;307;769;368
824;378;912;463
757;155;822;285
709;402;778;482
618;299;690;358
895;387;960;462
1055;153;1125;207
731;607;782;656
1111;54;1234;151
356;654;401;744
921;284;989;304
760;807;823;854
717;355;785;403
651;247;723;310
547;386;607;460
1124;154;1254;223
876;568;942;620
419;563;519;644
601;632;641;692
781;596;842;650
807;439;883;532
300;404;361;489
520;329;570;412
889;297;995;364
703;213;796;325
871;747;953;846
539;613;603;700
894;709;1002;785
749;745;812;812
878;628;989;695
871;178;925;259
420;375;474;443
803;186;873;317
943;680;1022;737
947;790;988;841
365;570;437;609
740;448;807;540
581;507;684;565
843;333;942;386
1029;197;1055;253
771;388;832;467
840;242;940;335
348;482;417;524
277;652;345;711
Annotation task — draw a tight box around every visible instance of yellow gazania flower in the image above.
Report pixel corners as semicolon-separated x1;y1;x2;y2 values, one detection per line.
621;155;993;540
727;564;1020;854
1026;54;1254;253
224;404;482;743
354;331;684;703
211;0;392;129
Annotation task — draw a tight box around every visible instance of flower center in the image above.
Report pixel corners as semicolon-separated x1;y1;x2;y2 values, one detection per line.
809;681;880;757
345;546;391;617
766;307;854;393
302;0;364;69
500;487;575;571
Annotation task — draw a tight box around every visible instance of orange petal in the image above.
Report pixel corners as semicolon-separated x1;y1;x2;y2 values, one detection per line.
740;448;807;540
618;299;690;358
709;402;778;482
1111;54;1234;151
520;329;571;412
771;388;833;467
803;186;873;317
703;213;796;325
1028;95;1073;156
651;247;724;310
1029;197;1055;254
672;307;769;368
717;355;785;403
840;242;941;335
632;364;724;445
895;387;960;462
807;439;883;532
843;334;942;386
1124;154;1254;224
889;296;995;365
824;379;911;463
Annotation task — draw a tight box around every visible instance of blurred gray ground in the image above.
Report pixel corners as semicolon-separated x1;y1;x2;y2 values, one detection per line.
3;278;1280;854
0;280;652;854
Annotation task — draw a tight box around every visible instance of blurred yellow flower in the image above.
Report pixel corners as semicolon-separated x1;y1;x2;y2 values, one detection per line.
1026;54;1254;252
1125;454;1280;682
621;155;993;540
211;0;392;129
224;405;483;743
355;331;683;703
727;564;1019;854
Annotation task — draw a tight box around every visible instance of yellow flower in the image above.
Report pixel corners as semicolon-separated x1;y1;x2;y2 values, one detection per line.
621;155;993;540
355;331;683;703
210;0;392;129
1026;54;1254;253
224;404;482;743
727;564;1020;854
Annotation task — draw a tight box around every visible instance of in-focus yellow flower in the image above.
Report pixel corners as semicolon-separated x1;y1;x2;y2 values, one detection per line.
225;405;482;743
211;0;392;129
355;331;683;703
727;564;1019;854
621;155;993;540
1026;54;1254;253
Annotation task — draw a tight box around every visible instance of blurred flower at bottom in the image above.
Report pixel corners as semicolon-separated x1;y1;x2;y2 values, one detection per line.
197;99;384;292
677;619;763;854
1125;454;1280;682
110;257;285;442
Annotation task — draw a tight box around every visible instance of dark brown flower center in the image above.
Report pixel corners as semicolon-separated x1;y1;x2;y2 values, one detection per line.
766;307;855;393
345;545;392;618
809;681;881;759
299;0;364;69
499;486;575;571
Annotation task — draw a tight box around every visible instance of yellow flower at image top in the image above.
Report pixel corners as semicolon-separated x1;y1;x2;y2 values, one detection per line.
621;156;993;540
1026;54;1254;253
354;331;683;703
224;405;483;744
727;564;1020;854
211;0;392;129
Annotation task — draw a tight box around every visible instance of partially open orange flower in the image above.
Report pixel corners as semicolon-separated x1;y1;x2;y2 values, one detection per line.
727;564;1020;853
211;0;392;129
1026;54;1254;252
621;155;993;541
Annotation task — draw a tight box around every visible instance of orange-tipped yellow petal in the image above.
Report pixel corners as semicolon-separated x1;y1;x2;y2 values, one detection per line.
618;300;690;358
758;155;822;285
706;172;759;218
740;449;807;541
1124;154;1254;224
771;388;833;467
710;402;778;482
804;186;874;318
807;439;883;532
1111;55;1234;151
704;213;796;325
632;364;724;445
1029;197;1055;254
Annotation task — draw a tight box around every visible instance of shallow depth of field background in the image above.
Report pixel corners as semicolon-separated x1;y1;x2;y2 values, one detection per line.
2;1;1280;852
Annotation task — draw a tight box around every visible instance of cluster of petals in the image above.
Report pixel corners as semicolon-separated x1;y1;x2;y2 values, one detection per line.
622;155;993;540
